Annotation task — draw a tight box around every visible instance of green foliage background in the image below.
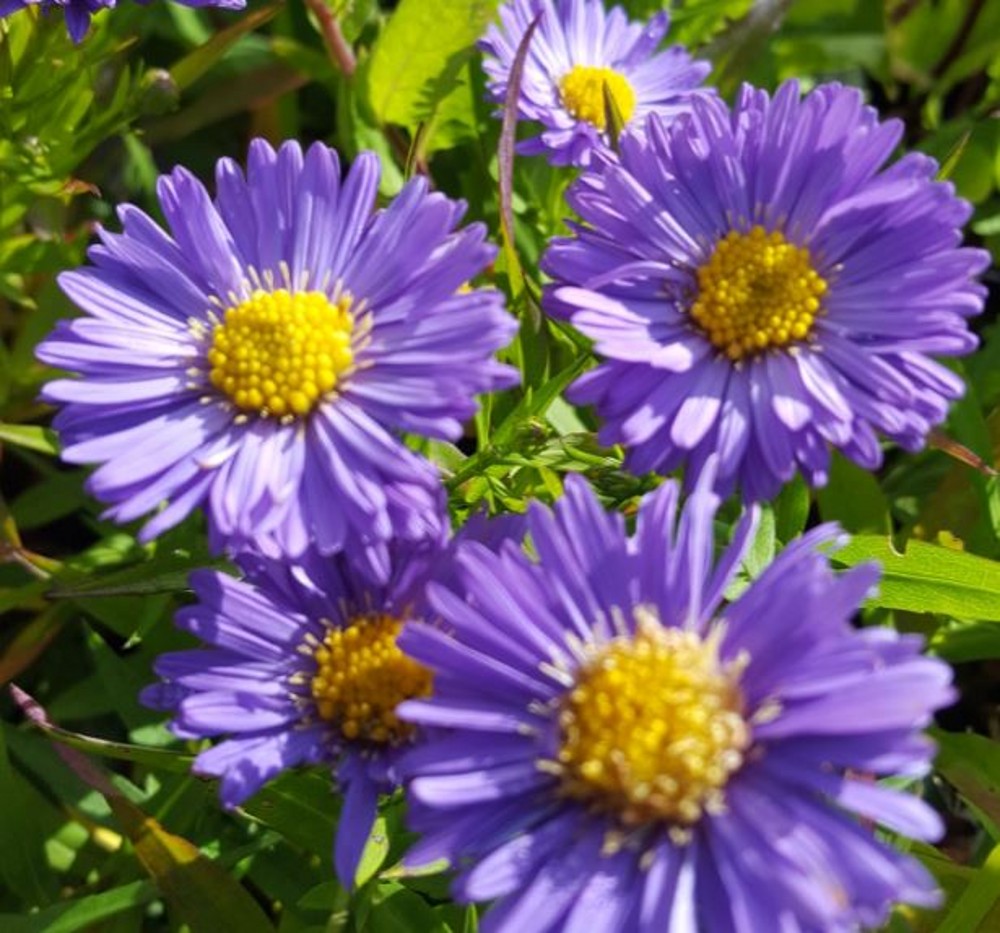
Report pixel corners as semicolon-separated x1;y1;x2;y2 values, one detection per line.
1;0;1000;929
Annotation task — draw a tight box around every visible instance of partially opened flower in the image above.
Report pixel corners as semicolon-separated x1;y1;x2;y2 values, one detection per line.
480;0;710;166
141;537;443;888
38;140;517;574
0;0;245;44
398;468;952;931
543;81;990;501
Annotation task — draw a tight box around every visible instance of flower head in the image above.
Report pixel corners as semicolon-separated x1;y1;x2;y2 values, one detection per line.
480;0;710;166
542;81;990;501
0;0;245;44
141;537;443;888
398;467;953;931
38;140;517;574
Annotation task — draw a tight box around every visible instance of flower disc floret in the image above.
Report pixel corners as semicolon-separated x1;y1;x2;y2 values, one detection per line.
311;614;432;745
559;66;636;131
690;227;827;360
208;289;354;417
558;613;748;827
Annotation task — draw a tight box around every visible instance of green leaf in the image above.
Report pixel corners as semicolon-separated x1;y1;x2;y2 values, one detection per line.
109;796;275;933
816;452;888;534
355;815;391;888
934;841;1000;933
831;535;1000;620
602;78;627;151
932;620;1000;662
367;881;449;933
935;730;1000;839
773;475;811;544
364;0;499;129
49;550;220;599
741;506;776;579
243;771;338;864
12;687;273;932
0;881;156;933
0;726;54;909
0;423;59;455
170;4;283;92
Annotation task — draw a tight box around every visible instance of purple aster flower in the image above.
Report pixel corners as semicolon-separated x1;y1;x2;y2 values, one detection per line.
37;140;517;575
141;536;444;889
542;80;990;502
480;0;710;167
398;465;953;931
1;0;244;44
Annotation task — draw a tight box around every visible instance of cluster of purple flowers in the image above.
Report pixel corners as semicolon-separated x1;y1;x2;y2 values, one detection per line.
32;0;990;930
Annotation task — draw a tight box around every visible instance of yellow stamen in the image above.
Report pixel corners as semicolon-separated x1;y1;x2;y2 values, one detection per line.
690;226;827;361
559;65;636;131
556;611;749;827
207;289;354;417
309;614;432;745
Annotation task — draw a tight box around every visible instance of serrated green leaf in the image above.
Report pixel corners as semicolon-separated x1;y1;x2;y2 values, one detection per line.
831;535;1000;620
364;0;498;128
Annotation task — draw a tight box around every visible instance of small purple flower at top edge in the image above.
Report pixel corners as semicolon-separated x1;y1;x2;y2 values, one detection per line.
0;0;245;44
542;80;990;503
140;532;449;890
397;463;954;932
37;140;519;579
480;0;711;167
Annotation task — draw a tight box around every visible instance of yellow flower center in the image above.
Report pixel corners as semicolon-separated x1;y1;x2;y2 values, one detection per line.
309;614;432;745
690;226;828;361
207;288;354;417
556;612;749;827
559;65;636;131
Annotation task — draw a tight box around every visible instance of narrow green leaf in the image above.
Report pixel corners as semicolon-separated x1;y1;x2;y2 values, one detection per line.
773;475;811;544
170;4;282;92
110;796;275;933
932;620;1000;662
8;706;193;773
741;506;776;579
49;551;219;599
11;687;273;932
831;535;1000;620
935;842;1000;933
937;128;973;181
602;78;627;151
0;881;156;933
0;423;59;455
355;815;390;888
0;726;53;908
934;730;1000;839
497;11;541;302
